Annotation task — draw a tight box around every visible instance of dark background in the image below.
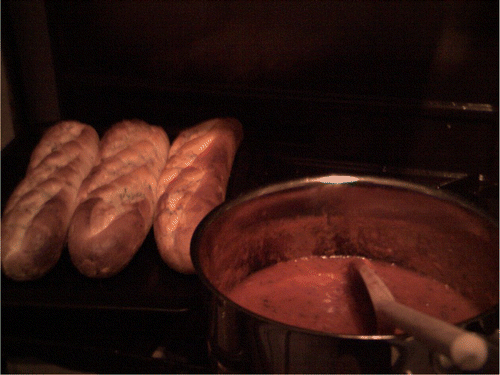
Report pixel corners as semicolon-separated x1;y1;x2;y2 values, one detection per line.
2;0;498;179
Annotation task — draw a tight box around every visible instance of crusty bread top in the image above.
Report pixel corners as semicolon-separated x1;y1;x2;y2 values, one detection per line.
154;118;243;273
157;118;243;199
74;119;170;238
1;121;100;280
3;121;99;228
26;121;99;172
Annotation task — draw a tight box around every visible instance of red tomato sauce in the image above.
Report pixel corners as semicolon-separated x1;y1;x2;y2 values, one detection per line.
227;256;482;335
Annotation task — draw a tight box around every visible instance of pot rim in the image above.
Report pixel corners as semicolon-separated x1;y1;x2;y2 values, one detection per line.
191;173;499;340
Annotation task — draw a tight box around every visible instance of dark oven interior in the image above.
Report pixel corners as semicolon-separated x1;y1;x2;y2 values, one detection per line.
1;1;498;373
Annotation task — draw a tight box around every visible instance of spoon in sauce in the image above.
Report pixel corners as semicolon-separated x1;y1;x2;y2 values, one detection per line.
353;259;489;372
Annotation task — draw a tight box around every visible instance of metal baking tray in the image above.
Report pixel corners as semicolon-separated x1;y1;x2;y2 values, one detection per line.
1;131;203;313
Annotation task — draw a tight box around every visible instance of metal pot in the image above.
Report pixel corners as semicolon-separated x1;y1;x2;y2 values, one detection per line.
191;175;499;373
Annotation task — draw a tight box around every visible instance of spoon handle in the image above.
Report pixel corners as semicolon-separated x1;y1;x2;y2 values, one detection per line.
354;260;488;371
377;299;488;371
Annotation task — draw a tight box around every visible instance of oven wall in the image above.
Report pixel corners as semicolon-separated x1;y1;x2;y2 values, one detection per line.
2;0;60;144
1;53;15;149
2;1;498;176
42;1;498;101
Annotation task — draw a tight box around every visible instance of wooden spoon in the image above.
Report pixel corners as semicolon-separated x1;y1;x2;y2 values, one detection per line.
353;259;489;371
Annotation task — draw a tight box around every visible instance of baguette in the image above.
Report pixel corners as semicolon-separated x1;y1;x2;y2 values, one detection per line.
1;121;100;281
154;118;243;273
68;119;170;278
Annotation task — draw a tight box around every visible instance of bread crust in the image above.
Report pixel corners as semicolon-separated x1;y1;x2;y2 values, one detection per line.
154;118;243;273
68;119;170;278
1;121;100;281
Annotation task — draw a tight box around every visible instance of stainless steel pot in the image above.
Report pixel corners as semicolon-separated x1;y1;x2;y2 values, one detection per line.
191;175;499;373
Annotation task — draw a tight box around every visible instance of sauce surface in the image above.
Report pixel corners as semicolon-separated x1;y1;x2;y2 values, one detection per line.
227;256;482;335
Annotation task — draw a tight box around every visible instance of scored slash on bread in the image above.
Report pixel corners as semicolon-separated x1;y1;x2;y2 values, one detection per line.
67;119;170;278
154;118;243;274
1;121;100;281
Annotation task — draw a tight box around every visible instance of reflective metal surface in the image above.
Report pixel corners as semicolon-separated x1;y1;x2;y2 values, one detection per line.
192;175;499;373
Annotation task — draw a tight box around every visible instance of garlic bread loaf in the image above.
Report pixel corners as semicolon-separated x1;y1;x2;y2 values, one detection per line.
1;121;100;281
154;118;243;274
68;119;170;278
